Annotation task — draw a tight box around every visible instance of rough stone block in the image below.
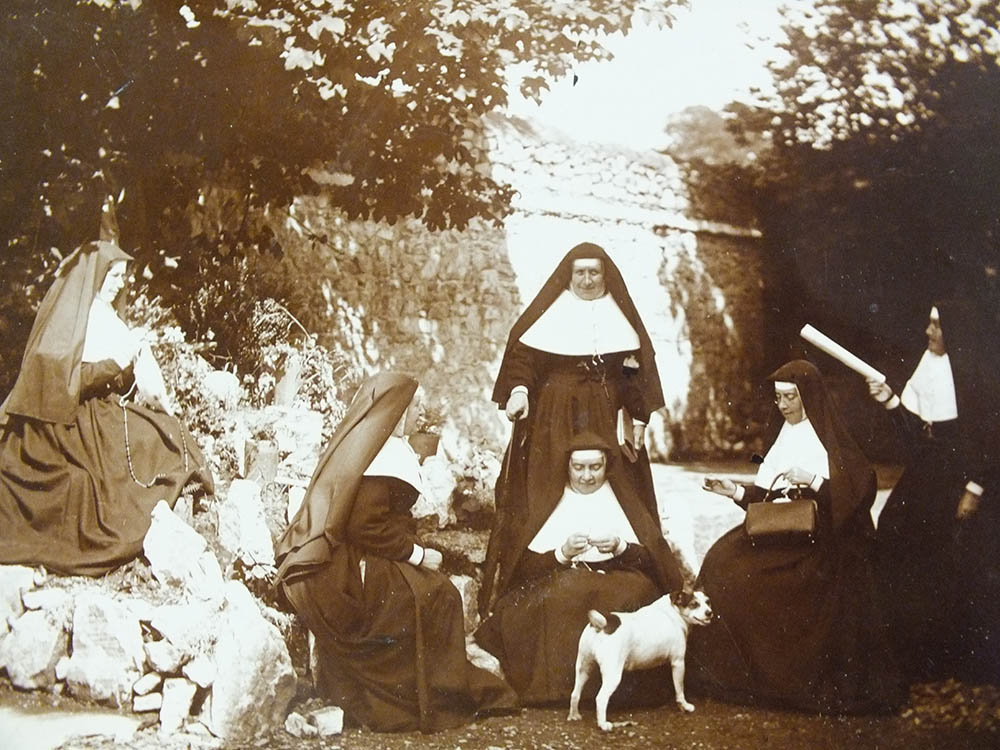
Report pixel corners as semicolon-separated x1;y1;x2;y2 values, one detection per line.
143;501;225;604
144;639;183;674
310;706;344;736
448;574;480;634
182;654;216;688
159;677;198;735
0;565;35;636
133;671;163;696
284;712;317;738
216;480;275;571
133;691;163;713
204;582;296;742
0;609;68;689
63;592;145;706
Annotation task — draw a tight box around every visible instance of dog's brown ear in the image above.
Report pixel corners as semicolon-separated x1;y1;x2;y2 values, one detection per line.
670;589;693;608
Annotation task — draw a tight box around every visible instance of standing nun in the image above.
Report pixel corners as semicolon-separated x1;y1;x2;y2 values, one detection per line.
868;300;1000;684
481;242;669;616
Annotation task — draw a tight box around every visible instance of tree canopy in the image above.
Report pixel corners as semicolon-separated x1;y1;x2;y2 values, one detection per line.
2;0;686;278
723;0;1000;370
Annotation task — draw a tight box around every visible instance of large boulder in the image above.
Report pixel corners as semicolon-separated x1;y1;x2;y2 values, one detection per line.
216;479;275;578
0;609;68;689
204;581;296;742
0;565;36;637
63;592;145;706
149;600;221;659
143;501;225;603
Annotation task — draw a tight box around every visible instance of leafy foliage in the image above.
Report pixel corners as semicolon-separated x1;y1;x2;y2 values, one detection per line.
720;0;1000;368
1;0;686;387
1;0;686;259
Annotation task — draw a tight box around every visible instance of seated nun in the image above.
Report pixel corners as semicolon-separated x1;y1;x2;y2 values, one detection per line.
476;431;683;705
689;360;905;714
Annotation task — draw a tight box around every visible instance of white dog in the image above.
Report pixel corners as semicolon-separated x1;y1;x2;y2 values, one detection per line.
567;589;713;731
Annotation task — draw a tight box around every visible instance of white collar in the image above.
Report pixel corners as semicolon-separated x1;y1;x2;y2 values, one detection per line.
754;418;829;491
519;290;640;356
901;349;958;422
363;435;424;494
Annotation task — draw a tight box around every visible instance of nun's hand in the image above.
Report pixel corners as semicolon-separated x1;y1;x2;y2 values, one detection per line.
632;423;645;451
703;477;736;498
505;390;529;421
590;534;621;554
956;489;982;520
561;533;590;560
867;378;893;404
782;467;815;486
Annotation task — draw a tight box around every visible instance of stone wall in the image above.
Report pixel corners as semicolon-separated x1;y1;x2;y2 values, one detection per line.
268;113;767;472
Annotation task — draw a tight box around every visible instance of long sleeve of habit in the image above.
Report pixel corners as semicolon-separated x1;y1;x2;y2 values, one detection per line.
79;360;134;401
346;476;422;562
501;342;537;401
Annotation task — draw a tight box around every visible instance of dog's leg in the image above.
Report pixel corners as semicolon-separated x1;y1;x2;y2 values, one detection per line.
567;648;594;721
594;665;624;731
671;656;695;712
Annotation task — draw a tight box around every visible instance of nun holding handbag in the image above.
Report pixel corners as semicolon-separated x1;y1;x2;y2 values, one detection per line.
744;474;818;545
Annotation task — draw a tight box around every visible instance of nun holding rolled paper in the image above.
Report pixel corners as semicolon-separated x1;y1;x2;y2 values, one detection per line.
867;300;1000;685
690;360;904;714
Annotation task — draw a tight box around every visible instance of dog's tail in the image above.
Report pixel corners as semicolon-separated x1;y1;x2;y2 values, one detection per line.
587;609;621;634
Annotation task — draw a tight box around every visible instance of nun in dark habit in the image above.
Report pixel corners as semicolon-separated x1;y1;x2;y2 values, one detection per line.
868;300;1000;685
274;373;516;732
480;242;673;619
476;430;683;705
0;240;213;575
690;360;905;714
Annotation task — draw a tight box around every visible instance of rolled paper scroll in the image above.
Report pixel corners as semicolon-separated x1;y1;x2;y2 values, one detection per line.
800;324;886;383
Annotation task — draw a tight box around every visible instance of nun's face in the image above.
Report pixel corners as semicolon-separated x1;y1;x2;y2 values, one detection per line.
568;448;607;494
569;258;605;300
774;386;805;425
98;261;127;303
925;309;946;355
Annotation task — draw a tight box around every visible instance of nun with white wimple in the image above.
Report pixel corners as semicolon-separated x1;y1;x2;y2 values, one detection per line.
481;242;672;618
476;430;683;705
690;360;905;714
275;374;516;732
0;241;213;576
867;300;1000;685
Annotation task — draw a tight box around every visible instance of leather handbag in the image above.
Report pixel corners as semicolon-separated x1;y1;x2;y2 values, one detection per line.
744;477;818;545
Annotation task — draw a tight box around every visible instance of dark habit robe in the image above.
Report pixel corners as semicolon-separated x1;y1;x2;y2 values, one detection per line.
481;242;668;616
688;360;905;714
876;300;1000;684
0;241;213;575
476;431;683;705
274;373;516;733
